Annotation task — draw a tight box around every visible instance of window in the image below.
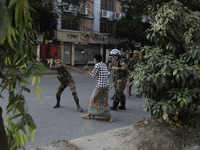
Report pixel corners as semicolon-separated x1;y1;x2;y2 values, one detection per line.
100;22;113;34
101;0;114;11
61;15;79;30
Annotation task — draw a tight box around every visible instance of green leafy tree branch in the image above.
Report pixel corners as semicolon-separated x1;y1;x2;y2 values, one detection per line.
0;0;46;149
133;0;200;122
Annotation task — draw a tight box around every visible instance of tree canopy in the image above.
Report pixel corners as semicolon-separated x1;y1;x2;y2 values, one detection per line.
133;0;200;123
29;0;59;40
114;0;200;45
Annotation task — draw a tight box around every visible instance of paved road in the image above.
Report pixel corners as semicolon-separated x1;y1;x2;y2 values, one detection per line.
1;66;150;149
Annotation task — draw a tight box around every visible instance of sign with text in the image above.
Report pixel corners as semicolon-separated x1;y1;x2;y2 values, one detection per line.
37;33;43;43
57;30;108;44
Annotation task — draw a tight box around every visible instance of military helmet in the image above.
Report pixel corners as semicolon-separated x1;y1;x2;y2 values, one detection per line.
133;50;139;55
110;49;122;57
53;56;60;60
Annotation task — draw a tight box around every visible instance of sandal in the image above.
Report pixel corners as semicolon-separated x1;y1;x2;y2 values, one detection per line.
107;117;114;122
81;114;91;119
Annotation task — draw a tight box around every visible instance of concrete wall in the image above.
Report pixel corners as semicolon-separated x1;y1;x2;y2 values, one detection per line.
93;0;101;33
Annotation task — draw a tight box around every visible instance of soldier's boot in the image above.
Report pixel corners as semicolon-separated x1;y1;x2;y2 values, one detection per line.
129;88;132;96
111;97;119;111
76;102;83;112
53;101;60;108
118;95;126;110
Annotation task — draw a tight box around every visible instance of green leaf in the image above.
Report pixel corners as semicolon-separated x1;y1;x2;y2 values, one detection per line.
168;105;172;111
22;134;25;146
17;102;25;114
8;0;19;9
24;69;34;78
184;70;188;77
146;33;150;40
186;95;193;103
180;101;184;108
36;85;43;96
11;114;21;119
183;98;187;105
173;69;178;76
161;76;165;84
35;89;40;100
153;109;156;114
162;105;167;112
7;26;15;49
16;132;21;147
177;98;182;102
1;79;12;93
32;129;36;143
19;77;30;85
36;75;40;84
164;18;168;25
21;86;31;93
194;59;198;64
0;1;8;39
32;76;36;86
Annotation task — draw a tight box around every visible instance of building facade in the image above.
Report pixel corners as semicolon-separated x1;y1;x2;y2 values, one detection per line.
56;0;123;65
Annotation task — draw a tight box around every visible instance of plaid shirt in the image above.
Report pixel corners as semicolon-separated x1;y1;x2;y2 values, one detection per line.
92;62;109;88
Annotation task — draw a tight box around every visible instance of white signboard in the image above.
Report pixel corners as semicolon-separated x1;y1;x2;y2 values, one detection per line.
37;34;43;42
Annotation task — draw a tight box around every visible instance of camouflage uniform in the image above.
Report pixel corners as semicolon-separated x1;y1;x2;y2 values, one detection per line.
51;64;82;111
111;59;117;89
111;58;129;111
128;57;141;95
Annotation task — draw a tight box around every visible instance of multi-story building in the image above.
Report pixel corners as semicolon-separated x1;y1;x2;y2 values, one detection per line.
56;0;123;66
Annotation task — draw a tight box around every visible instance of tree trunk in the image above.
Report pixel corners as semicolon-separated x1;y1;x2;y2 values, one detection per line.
0;106;8;150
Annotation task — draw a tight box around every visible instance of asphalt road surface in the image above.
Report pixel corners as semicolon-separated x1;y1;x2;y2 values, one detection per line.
1;66;150;149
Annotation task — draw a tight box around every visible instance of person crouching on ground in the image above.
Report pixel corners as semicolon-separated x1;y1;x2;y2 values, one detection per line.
48;57;83;112
82;54;114;122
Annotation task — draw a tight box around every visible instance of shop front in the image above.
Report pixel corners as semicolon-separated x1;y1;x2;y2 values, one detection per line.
57;29;108;66
75;44;100;65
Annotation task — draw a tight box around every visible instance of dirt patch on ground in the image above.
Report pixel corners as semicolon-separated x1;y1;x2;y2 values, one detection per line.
38;118;200;150
134;118;200;150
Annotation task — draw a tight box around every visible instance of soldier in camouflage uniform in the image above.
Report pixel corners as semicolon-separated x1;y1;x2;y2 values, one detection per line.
128;50;141;96
108;57;117;100
110;49;129;111
49;57;83;112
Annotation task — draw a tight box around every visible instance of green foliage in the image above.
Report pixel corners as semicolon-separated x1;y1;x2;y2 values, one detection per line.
0;0;46;149
115;0;200;45
114;0;151;42
133;0;200;122
114;17;150;42
28;0;59;40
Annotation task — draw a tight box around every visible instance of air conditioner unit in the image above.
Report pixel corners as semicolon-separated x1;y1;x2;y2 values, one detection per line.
63;4;72;12
79;7;88;15
101;10;109;19
113;13;121;20
63;4;78;13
